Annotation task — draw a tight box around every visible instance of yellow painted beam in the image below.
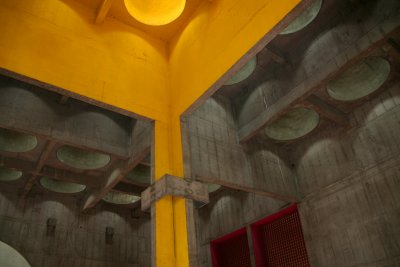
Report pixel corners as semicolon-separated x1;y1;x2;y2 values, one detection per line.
95;0;113;24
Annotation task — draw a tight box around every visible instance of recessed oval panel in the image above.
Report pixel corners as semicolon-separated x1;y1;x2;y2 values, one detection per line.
57;146;110;170
208;183;221;193
265;108;320;141
124;0;186;26
281;0;323;35
225;57;257;85
102;192;141;205
0;241;31;267
40;177;86;194
0;167;23;182
327;57;390;101
126;164;150;184
0;128;37;153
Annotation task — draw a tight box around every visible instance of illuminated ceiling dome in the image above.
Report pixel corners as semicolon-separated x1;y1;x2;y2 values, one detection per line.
102;191;141;205
281;0;323;35
57;145;111;170
40;177;86;194
124;0;186;26
0;167;22;182
0;128;37;153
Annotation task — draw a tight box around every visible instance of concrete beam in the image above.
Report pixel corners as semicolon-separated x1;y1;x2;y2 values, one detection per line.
238;20;400;142
95;0;113;24
81;123;152;210
305;95;348;126
21;140;57;196
195;175;298;203
141;175;209;211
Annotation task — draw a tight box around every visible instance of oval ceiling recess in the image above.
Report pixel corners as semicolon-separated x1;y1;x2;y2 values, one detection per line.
102;191;141;205
327;57;390;101
281;0;323;35
0;167;23;182
0;241;31;267
225;57;257;86
40;177;86;194
57;145;111;170
265;108;320;141
0;128;37;153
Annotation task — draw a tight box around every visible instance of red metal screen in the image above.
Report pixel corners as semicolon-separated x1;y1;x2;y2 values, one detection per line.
251;204;309;267
210;228;252;267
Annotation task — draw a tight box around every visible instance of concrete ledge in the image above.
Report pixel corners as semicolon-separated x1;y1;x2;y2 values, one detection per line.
141;175;209;210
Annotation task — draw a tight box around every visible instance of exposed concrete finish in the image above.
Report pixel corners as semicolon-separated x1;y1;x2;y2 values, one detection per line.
225;57;257;86
102;191;141;205
0;240;31;267
0;76;133;158
0;188;151;267
264;107;320;141
40;177;86;194
194;189;286;267
0;128;37;153
327;57;391;101
0;167;23;181
235;0;400;140
185;96;296;200
56;145;111;170
280;0;322;35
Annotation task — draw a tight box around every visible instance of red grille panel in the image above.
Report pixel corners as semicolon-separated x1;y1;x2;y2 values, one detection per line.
211;228;252;267
251;204;309;267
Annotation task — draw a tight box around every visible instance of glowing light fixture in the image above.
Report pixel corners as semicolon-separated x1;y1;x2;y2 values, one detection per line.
0;167;22;182
281;0;323;35
327;57;390;101
0;128;37;153
102;191;141;205
57;145;110;170
0;241;31;267
124;0;186;26
265;108;320;141
40;177;86;194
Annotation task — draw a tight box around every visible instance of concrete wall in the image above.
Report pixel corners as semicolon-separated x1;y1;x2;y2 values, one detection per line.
234;0;400;129
0;185;150;267
296;83;400;266
185;95;295;197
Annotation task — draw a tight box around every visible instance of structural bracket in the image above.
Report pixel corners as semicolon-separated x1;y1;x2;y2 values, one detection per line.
141;175;209;211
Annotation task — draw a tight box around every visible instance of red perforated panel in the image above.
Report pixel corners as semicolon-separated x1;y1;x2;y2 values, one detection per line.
263;209;309;267
251;204;309;267
211;228;252;267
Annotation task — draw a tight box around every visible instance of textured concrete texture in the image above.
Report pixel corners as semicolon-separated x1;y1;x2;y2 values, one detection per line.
0;186;151;267
264;107;320;141
280;0;323;35
327;56;391;101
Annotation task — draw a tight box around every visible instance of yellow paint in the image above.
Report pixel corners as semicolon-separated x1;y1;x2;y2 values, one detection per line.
0;0;301;266
0;0;169;122
124;0;186;26
169;0;301;118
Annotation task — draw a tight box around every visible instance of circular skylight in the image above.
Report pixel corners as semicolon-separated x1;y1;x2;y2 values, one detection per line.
265;108;320;141
327;57;390;101
225;57;257;85
208;183;221;193
40;177;86;194
0;128;37;153
102;191;141;205
280;0;323;35
124;0;186;26
0;167;23;182
57;146;111;170
0;241;31;267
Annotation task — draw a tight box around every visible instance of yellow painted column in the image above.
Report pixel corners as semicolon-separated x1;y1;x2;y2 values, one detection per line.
154;118;189;267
